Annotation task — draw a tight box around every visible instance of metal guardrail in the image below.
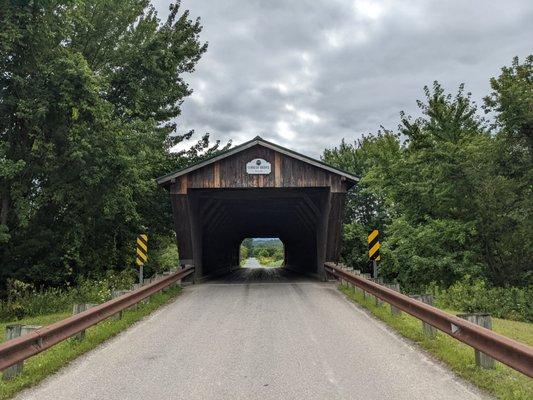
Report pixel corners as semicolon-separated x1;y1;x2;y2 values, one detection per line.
0;266;194;372
324;262;533;378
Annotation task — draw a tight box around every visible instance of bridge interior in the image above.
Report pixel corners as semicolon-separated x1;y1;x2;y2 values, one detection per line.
198;187;326;278
211;260;313;284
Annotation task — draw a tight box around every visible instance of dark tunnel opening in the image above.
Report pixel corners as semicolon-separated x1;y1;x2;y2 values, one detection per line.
197;187;328;280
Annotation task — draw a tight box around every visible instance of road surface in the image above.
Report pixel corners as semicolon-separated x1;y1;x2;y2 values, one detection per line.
17;266;487;400
243;257;262;269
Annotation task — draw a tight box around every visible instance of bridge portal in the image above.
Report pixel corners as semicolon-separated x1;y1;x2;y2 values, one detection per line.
157;137;357;281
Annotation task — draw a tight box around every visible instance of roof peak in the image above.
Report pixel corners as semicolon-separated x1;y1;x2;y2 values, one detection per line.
156;136;359;186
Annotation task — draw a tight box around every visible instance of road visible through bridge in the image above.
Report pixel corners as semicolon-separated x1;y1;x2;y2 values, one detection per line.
17;263;487;400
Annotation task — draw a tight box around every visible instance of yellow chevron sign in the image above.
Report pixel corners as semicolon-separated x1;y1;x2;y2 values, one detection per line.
368;229;381;261
136;234;148;267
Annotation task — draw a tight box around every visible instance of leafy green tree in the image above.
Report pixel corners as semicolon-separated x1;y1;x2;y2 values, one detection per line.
324;59;532;290
0;1;218;292
484;55;533;155
241;238;253;257
323;132;401;271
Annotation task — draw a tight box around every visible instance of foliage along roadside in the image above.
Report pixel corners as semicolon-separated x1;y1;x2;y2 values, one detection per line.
0;1;228;296
0;285;182;400
0;269;135;321
323;56;532;321
338;284;533;400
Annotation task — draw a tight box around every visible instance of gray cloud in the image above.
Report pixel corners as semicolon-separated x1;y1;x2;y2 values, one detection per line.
153;0;533;157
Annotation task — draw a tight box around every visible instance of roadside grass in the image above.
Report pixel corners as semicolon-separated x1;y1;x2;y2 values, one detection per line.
257;257;284;267
338;284;533;400
0;286;182;400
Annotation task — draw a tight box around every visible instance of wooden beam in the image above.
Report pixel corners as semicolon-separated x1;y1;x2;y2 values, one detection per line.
213;162;221;188
274;152;282;187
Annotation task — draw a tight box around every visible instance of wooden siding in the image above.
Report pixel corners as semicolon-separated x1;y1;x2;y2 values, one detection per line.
172;144;347;193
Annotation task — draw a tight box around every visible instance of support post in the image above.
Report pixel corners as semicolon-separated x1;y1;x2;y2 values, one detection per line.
129;284;141;308
2;325;42;380
111;290;130;319
361;273;371;299
374;278;384;306
139;264;143;286
162;271;171;292
386;283;402;316
457;313;495;369
72;304;96;340
346;267;354;291
410;295;437;338
353;270;361;292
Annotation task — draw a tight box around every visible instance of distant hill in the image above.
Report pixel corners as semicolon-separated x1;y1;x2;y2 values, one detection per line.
252;238;283;248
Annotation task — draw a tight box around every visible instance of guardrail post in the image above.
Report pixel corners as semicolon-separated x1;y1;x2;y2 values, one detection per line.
141;278;152;303
162;271;172;291
337;264;344;285
367;278;378;302
345;267;354;290
72;304;96;340
385;283;402;315
352;270;361;292
361;273;371;299
2;325;42;380
457;313;495;369
170;275;180;288
374;278;384;306
129;285;141;308
111;290;130;319
409;295;437;338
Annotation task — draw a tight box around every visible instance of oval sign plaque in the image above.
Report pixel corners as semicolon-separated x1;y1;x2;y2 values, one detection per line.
246;158;271;175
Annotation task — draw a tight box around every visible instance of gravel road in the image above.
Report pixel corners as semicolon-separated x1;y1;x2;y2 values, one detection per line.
17;266;487;400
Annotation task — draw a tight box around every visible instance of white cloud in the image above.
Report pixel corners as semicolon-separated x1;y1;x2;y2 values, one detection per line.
276;121;297;140
285;104;321;124
353;0;385;20
153;0;533;158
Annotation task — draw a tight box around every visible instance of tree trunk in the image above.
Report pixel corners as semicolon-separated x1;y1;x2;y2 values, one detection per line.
1;191;9;226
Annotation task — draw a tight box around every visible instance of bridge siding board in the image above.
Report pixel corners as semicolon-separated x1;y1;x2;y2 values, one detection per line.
326;193;345;261
170;194;194;265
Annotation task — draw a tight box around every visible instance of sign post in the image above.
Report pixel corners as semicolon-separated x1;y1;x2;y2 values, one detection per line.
368;229;380;278
136;234;148;285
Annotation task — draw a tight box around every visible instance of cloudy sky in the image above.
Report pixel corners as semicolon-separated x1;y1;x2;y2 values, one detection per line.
153;0;532;158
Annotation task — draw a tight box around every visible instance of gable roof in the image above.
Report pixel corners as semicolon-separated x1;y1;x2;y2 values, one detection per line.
156;136;359;186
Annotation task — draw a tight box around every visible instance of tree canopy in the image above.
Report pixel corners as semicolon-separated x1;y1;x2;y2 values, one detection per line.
323;57;532;291
0;0;223;291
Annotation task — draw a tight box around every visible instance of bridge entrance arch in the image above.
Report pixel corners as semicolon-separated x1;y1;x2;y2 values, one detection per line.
157;137;358;281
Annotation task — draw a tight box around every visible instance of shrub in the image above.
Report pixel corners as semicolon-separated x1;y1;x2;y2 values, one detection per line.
0;269;136;321
430;276;533;322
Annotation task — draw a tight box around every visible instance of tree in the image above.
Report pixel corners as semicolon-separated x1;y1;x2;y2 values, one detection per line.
484;55;533;155
322;132;401;271
324;62;532;290
241;238;253;257
0;1;217;291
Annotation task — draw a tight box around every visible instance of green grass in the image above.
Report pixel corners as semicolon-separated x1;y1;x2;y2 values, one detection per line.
257;257;284;267
338;284;533;400
0;286;182;400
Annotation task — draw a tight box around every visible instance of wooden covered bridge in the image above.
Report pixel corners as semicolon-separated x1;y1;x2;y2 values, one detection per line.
157;137;358;281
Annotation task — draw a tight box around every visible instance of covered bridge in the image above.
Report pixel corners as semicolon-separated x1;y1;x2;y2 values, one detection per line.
157;137;358;281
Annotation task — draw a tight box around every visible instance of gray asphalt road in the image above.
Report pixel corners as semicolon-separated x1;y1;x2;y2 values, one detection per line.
17;267;487;400
243;257;262;269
